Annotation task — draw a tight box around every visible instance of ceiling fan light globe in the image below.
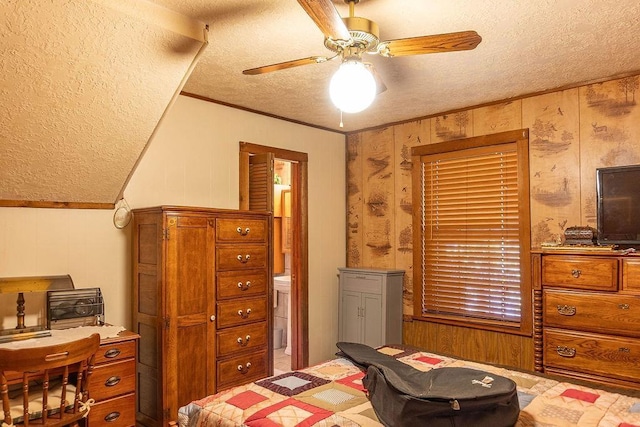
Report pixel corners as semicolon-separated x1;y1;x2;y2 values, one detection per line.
329;60;376;113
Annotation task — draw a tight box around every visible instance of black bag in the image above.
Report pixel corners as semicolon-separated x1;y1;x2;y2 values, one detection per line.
336;342;520;427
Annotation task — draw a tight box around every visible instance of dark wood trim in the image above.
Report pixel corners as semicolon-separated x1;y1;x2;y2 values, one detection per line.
411;149;424;319
0;200;115;209
411;129;529;156
182;92;345;136
516;135;533;336
240;142;309;163
238;151;250;210
292;160;309;369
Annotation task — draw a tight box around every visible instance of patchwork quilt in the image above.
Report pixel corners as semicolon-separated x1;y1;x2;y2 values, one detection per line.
177;346;640;427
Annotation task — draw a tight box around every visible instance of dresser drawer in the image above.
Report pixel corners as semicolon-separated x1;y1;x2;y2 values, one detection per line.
217;349;269;391
217;218;268;243
341;272;382;294
217;270;268;300
217;322;268;357
95;338;136;365
88;392;135;426
542;256;618;290
217;297;268;329
544;329;640;383
623;258;640;292
216;245;268;271
544;289;640;337
89;358;136;402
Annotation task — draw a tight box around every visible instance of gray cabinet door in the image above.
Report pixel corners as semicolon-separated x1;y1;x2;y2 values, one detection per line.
340;290;362;343
362;292;383;347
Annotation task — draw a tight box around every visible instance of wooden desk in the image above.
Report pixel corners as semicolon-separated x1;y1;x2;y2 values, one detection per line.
1;328;139;427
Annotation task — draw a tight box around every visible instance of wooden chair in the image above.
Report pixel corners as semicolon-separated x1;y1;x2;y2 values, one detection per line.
0;333;100;427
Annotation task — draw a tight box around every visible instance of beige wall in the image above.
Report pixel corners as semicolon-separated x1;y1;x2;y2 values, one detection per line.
0;95;346;364
0;208;130;331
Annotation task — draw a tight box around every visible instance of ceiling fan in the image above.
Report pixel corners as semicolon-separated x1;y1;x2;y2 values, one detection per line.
243;0;482;114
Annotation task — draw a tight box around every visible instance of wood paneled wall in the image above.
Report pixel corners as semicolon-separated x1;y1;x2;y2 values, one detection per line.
346;74;640;370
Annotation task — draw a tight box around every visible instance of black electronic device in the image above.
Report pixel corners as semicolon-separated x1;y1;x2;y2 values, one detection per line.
47;288;104;329
596;164;640;247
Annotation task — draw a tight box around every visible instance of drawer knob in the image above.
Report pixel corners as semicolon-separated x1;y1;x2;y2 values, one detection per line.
105;376;121;387
619;347;631;353
236;227;250;236
618;303;630;310
104;348;121;359
237;308;252;319
210;315;216;322
237;254;251;263
237;362;252;374
237;281;251;291
557;305;576;316
556;346;576;358
571;269;582;278
104;411;121;423
237;335;251;346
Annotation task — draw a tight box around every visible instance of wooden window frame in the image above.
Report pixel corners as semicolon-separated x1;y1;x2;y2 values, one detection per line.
411;130;532;336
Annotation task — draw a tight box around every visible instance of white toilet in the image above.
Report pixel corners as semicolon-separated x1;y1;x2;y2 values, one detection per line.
273;276;291;355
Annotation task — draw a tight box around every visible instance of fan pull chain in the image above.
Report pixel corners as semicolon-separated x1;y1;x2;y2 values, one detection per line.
339;110;344;128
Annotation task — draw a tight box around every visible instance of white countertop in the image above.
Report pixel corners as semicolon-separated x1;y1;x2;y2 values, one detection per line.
0;325;125;349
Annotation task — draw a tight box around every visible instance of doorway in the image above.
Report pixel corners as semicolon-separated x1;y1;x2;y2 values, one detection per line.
273;159;292;373
239;142;309;372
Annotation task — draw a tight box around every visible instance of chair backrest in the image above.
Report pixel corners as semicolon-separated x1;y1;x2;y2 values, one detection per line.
0;333;100;426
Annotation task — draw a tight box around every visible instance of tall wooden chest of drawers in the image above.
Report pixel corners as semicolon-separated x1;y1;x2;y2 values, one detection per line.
533;250;640;390
132;206;272;426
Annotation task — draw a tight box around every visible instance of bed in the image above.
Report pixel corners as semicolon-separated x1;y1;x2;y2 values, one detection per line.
176;345;640;426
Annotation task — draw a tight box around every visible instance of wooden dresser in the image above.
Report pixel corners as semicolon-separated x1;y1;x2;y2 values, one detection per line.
1;329;139;427
132;206;272;426
89;330;139;426
532;249;640;390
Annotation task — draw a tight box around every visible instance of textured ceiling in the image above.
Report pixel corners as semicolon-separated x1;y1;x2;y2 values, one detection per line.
0;0;205;205
2;0;640;205
153;0;640;132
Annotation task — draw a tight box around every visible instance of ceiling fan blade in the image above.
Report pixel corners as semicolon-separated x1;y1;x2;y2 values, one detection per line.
378;31;482;57
296;0;351;41
364;63;387;95
243;56;329;75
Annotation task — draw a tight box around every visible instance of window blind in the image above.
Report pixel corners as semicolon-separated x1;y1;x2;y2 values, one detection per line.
420;144;522;324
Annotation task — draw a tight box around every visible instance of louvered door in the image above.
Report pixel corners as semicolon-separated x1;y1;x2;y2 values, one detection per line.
248;152;274;212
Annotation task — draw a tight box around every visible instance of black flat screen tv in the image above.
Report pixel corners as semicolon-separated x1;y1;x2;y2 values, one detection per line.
596;164;640;247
